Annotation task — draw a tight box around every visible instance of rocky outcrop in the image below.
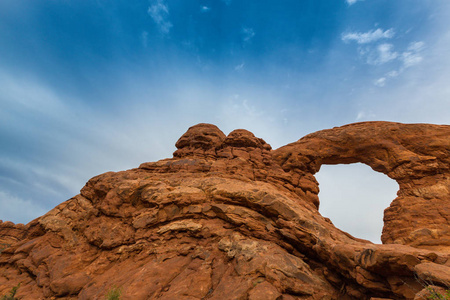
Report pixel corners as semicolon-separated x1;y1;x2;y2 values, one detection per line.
272;122;450;250
0;122;449;299
0;221;27;246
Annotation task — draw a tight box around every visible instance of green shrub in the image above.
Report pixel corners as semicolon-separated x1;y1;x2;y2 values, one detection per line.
426;286;450;300
105;286;122;300
0;283;20;300
0;243;11;254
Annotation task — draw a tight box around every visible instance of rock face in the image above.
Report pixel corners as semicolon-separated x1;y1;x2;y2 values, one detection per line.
0;122;449;300
272;122;450;250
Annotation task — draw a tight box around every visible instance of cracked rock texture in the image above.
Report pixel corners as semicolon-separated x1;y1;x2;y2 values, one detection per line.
0;122;449;299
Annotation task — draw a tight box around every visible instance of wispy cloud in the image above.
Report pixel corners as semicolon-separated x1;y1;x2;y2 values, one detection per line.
374;70;399;87
342;26;426;87
200;6;211;13
234;62;245;71
221;0;232;5
373;41;425;87
346;0;364;6
241;27;255;43
401;41;425;67
367;43;398;65
386;70;399;78
148;0;172;34
373;77;386;87
342;28;395;44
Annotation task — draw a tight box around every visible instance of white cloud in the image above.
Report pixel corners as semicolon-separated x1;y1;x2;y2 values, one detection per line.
371;41;425;86
367;43;398;65
349;20;449;123
373;70;399;87
148;0;172;34
241;27;255;42
342;28;395;44
374;77;386;87
200;6;210;13
344;27;425;76
401;41;425;68
407;41;425;52
386;70;399;78
346;0;363;5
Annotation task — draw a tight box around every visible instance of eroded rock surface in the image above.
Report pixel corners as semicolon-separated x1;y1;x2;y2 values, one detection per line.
0;122;449;299
272;122;450;250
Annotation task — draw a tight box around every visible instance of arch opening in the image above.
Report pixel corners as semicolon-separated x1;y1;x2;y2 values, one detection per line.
315;163;399;243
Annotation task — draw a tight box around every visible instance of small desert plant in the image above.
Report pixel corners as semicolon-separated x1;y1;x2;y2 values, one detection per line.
0;243;11;254
426;286;450;300
413;274;450;300
0;283;20;300
105;286;122;300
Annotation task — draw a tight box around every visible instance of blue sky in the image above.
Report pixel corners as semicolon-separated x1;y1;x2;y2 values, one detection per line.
1;0;449;242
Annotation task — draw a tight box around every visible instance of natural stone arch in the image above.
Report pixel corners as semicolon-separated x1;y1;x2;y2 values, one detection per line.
272;121;450;250
1;122;450;299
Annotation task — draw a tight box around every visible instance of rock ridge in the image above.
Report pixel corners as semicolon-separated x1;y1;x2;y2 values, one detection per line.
0;121;449;299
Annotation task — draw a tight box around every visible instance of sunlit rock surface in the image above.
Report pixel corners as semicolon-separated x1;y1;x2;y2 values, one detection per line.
0;122;449;299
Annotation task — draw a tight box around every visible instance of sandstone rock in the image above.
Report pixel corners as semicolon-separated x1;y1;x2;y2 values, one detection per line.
414;261;450;286
173;123;226;158
0;221;27;247
0;122;449;299
273;122;450;250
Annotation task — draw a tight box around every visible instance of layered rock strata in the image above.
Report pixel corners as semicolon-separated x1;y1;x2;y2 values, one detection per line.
273;122;450;249
0;122;449;299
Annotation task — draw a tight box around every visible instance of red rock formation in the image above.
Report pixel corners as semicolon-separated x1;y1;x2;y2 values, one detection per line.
0;122;449;300
272;122;450;250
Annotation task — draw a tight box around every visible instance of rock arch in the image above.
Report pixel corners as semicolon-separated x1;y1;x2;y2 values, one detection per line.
1;121;450;299
272;121;450;250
